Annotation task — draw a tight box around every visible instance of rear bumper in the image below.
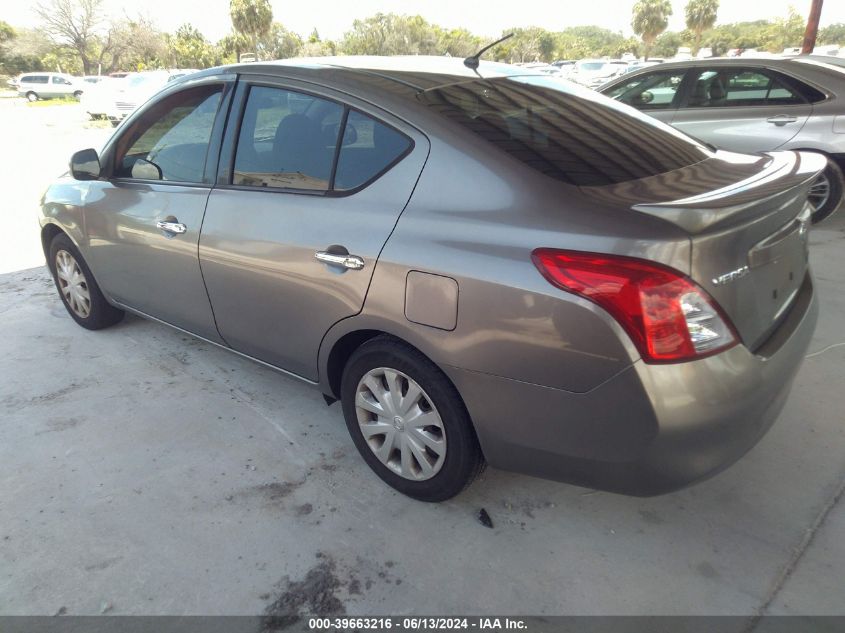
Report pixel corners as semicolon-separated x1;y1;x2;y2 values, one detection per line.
445;273;818;496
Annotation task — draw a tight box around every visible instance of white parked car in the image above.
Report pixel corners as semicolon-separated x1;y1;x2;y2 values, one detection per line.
15;72;84;101
101;70;200;125
569;60;629;89
80;77;118;120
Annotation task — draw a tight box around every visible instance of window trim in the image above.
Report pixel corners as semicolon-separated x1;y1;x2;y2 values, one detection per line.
218;78;415;198
106;79;233;188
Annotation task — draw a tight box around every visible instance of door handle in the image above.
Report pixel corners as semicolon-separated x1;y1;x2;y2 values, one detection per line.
766;115;798;126
315;250;365;270
156;220;187;235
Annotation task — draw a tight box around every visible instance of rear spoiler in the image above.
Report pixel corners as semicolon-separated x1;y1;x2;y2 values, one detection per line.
631;151;827;234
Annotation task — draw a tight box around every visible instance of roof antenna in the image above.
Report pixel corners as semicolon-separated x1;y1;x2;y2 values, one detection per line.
464;33;514;70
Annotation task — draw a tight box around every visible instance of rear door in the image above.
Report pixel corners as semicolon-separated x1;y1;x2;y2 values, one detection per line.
671;67;813;152
199;77;429;380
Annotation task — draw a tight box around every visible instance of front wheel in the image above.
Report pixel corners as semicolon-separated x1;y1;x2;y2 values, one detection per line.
48;233;124;330
809;161;843;224
341;336;485;502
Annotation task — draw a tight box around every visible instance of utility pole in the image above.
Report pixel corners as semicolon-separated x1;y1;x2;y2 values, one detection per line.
801;0;823;54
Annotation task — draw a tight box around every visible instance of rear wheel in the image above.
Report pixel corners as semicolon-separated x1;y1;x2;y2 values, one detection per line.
341;336;484;502
25;91;38;102
73;90;83;99
809;162;843;224
48;233;124;330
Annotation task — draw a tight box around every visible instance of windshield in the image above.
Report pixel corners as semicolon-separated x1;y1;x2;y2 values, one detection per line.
418;75;710;187
578;62;607;71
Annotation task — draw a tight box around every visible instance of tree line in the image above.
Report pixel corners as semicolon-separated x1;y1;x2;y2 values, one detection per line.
0;0;843;78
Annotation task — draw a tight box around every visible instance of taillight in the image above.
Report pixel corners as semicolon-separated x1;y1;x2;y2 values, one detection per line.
531;249;738;363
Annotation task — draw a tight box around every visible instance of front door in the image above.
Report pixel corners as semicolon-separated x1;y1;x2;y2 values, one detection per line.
199;79;429;380
84;81;229;341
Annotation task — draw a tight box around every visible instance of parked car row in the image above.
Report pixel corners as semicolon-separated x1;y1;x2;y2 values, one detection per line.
6;70;199;114
41;55;829;501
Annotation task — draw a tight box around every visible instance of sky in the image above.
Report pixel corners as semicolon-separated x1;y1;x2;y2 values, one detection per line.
4;0;845;42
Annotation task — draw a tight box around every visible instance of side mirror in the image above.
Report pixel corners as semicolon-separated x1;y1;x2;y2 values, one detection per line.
130;158;163;181
69;148;101;180
637;90;655;105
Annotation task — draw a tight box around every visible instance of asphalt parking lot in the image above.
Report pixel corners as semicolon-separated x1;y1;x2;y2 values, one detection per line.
0;100;844;618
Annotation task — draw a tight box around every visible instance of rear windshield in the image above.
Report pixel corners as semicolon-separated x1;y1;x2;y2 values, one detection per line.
418;76;709;187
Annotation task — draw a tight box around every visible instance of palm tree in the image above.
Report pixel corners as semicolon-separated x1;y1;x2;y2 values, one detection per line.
632;0;673;60
229;0;272;59
685;0;719;56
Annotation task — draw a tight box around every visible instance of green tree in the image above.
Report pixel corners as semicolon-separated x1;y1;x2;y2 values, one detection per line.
340;13;439;56
229;0;273;58
167;24;219;68
632;0;673;60
35;0;106;74
819;23;845;44
762;8;806;52
257;22;303;60
685;0;718;55
653;31;682;57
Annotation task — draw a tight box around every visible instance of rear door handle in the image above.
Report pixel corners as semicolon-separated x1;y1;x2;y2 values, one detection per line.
766;115;798;126
315;250;365;270
156;220;187;235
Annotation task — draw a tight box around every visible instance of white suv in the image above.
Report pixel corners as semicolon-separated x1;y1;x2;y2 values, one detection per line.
16;73;83;101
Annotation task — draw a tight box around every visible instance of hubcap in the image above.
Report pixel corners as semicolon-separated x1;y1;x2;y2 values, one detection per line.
55;250;91;318
807;173;830;212
354;367;446;481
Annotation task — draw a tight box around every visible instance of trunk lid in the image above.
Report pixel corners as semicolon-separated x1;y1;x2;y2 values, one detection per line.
584;150;824;350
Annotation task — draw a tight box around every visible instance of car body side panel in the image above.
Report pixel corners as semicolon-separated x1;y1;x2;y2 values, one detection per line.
199;76;431;381
319;135;692;395
670;103;812;152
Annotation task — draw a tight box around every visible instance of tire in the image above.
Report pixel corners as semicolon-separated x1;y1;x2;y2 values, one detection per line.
73;90;83;99
26;91;38;102
341;336;485;502
48;232;124;330
810;161;843;224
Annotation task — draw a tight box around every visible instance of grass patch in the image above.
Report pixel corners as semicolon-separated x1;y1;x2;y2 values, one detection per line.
26;96;80;107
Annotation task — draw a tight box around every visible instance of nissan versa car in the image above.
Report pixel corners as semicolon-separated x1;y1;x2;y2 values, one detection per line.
600;56;845;223
40;57;820;501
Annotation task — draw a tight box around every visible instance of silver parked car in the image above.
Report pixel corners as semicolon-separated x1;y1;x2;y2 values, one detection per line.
600;56;845;222
40;57;821;501
15;72;83;101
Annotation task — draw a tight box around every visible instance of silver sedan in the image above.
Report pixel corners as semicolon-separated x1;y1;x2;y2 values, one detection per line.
600;56;845;222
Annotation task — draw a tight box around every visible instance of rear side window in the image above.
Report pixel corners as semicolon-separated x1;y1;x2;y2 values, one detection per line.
333;111;411;191
686;69;805;107
418;76;708;187
232;85;411;193
233;86;343;191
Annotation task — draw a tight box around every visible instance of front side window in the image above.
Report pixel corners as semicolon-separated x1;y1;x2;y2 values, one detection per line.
232;85;411;192
419;76;709;187
685;69;804;107
605;71;686;110
114;84;222;183
52;76;71;85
